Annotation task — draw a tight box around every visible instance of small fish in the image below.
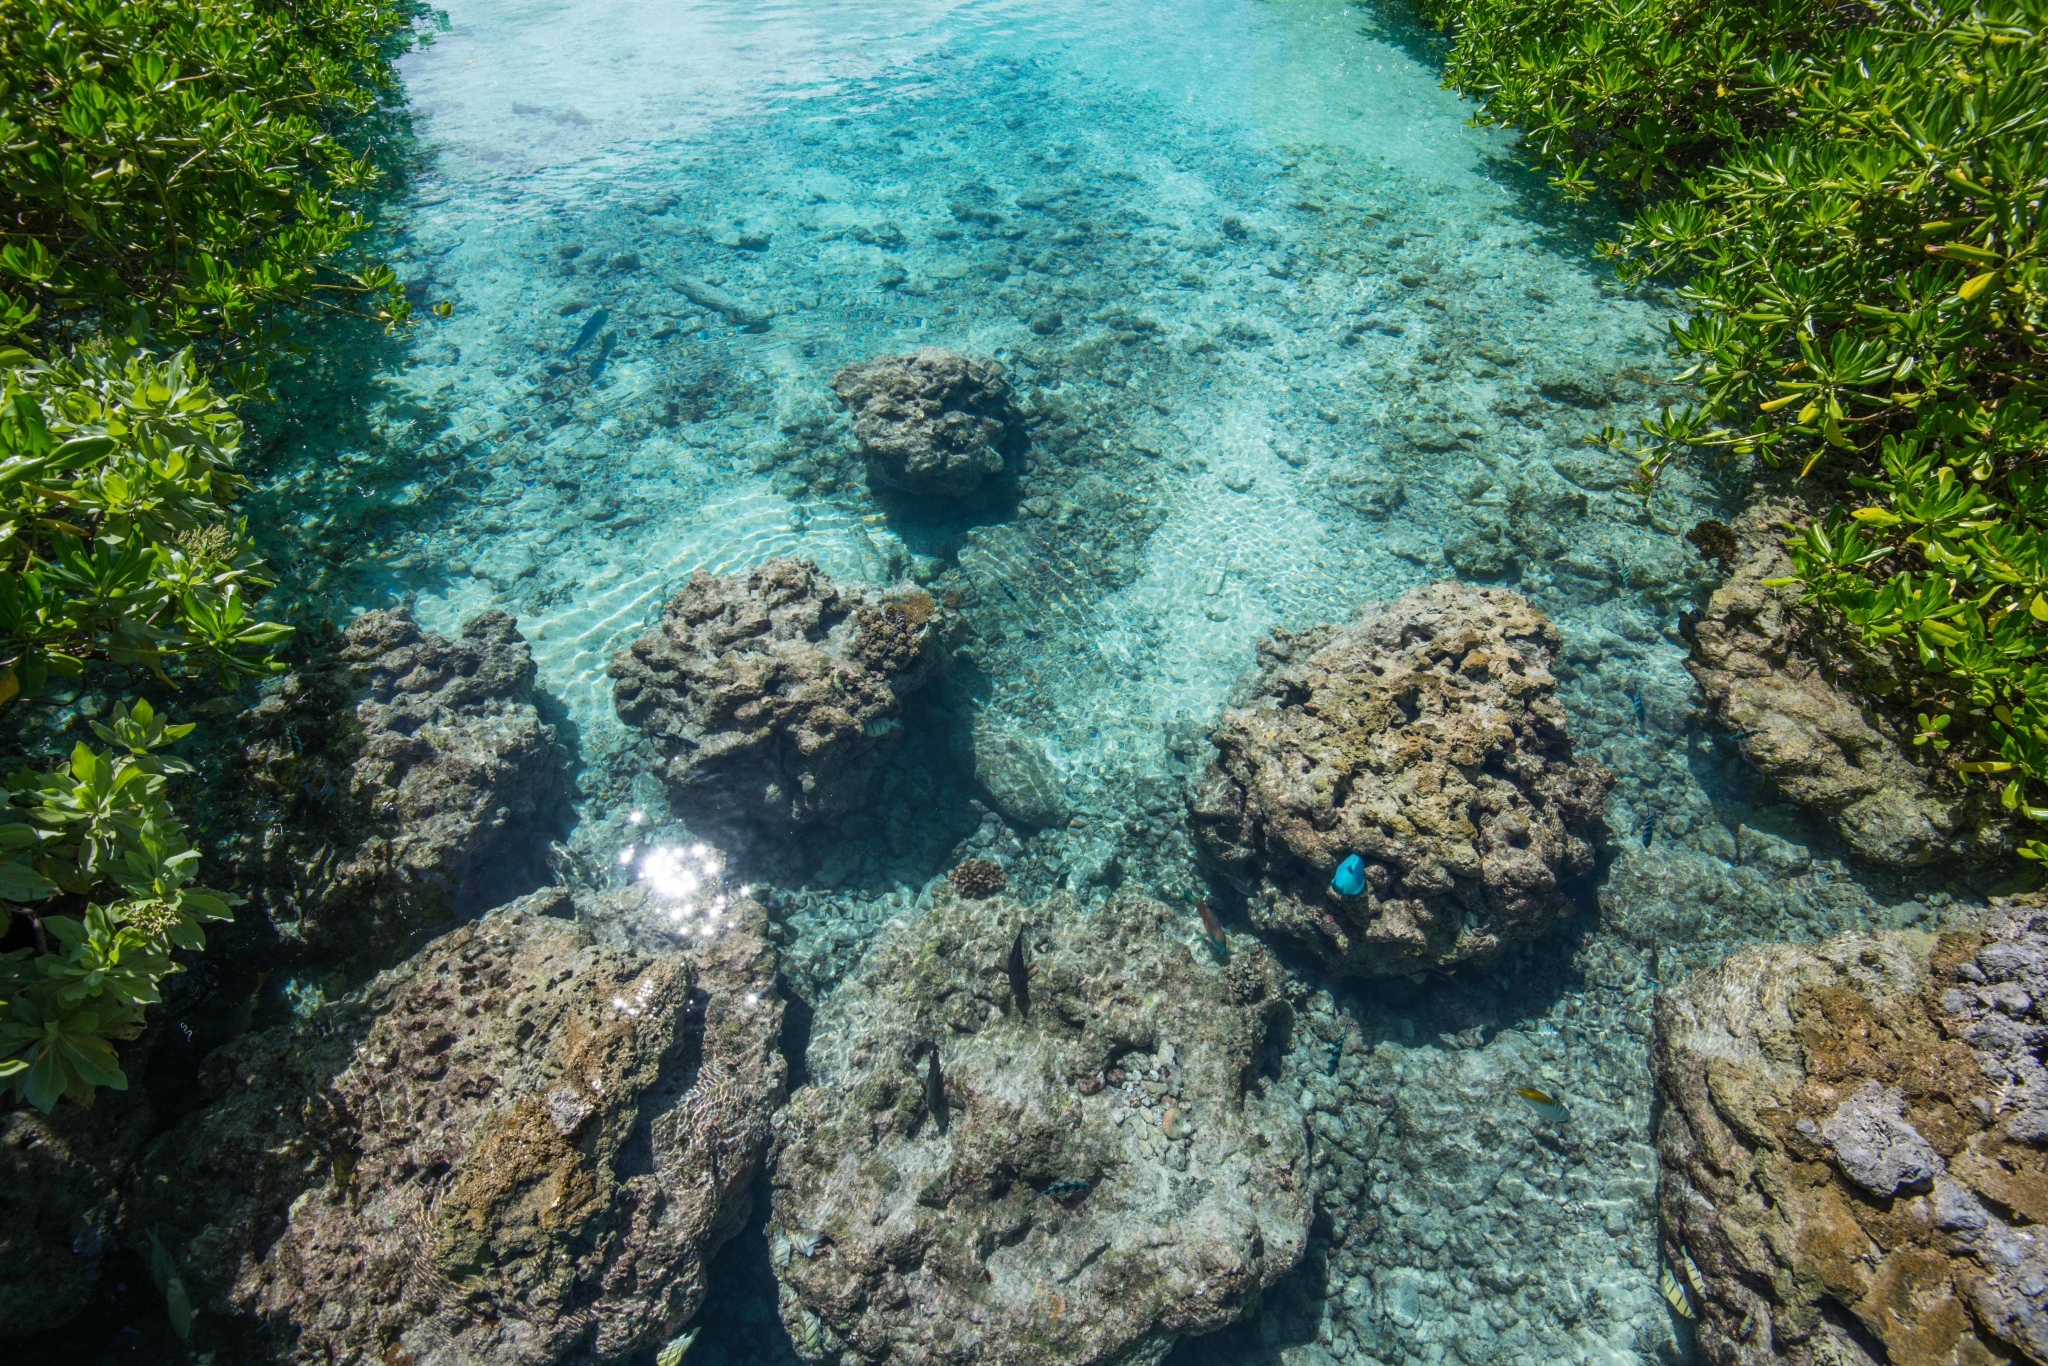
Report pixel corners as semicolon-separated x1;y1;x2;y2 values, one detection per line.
146;1226;193;1342
1329;854;1367;897
924;1045;949;1134
567;306;610;356
656;1327;701;1366
1007;929;1032;1018
1659;1263;1695;1319
586;328;615;379
1039;1179;1091;1200
1513;1085;1569;1124
1191;896;1228;959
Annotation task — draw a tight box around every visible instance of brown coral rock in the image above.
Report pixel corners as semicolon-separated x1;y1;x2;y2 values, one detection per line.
1654;897;2048;1366
949;857;1007;898
831;347;1022;498
127;888;785;1364
771;889;1310;1366
223;608;565;962
1188;581;1611;977
1686;499;2009;868
610;559;957;829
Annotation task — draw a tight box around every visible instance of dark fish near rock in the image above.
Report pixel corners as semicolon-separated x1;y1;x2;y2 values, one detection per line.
568;306;610;356
1007;928;1031;1017
923;1044;948;1134
586;328;615;381
1039;1179;1090;1200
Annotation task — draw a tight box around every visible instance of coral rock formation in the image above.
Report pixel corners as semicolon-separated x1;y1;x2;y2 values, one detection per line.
771;888;1310;1366
1189;581;1611;977
223;608;564;961
126;887;784;1364
611;559;957;830
830;347;1022;498
949;857;1007;898
1654;896;2048;1366
1687;500;2008;867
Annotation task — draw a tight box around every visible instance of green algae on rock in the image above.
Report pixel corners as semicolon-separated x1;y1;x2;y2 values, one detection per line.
770;887;1309;1365
121;888;784;1364
1190;581;1612;977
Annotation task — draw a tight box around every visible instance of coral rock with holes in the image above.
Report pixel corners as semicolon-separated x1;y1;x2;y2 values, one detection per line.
1653;894;2048;1366
949;858;1008;899
610;558;958;830
769;887;1309;1366
219;608;565;964
1187;581;1611;978
124;886;784;1365
1686;498;2010;868
830;347;1023;499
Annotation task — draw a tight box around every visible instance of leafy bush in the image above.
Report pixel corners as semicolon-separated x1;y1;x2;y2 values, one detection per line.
0;699;235;1110
1407;0;1880;196
0;0;428;1109
1413;0;2048;857
0;341;291;701
0;0;429;381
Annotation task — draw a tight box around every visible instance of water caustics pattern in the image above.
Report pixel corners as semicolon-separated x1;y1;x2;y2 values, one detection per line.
244;2;1965;1363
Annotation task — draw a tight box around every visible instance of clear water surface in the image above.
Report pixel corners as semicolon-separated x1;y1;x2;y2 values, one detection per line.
246;2;1956;1363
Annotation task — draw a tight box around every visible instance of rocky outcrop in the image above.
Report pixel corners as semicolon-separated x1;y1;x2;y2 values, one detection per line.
610;559;958;830
830;348;1022;499
222;608;565;961
1188;582;1611;977
770;888;1310;1366
125;886;785;1365
1687;499;2009;868
1654;897;2048;1366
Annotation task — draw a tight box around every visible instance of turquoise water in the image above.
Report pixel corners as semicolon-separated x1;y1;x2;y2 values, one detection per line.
243;2;1945;1363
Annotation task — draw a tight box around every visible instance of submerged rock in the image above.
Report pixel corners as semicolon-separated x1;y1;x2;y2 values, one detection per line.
222;608;566;963
126;887;785;1364
610;558;958;830
771;888;1310;1366
1654;896;2048;1366
965;717;1070;829
1189;582;1611;977
830;347;1023;498
1687;500;2009;867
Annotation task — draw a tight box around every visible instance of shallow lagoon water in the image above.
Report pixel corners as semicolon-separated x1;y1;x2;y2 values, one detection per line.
242;2;1967;1363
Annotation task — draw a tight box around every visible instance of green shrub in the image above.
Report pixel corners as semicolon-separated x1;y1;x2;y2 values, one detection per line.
0;699;235;1110
1413;0;2048;857
1412;0;1884;194
0;0;428;1109
0;341;291;701
0;0;430;381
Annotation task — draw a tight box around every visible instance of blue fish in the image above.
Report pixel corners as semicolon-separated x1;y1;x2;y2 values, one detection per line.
586;329;615;380
567;306;610;356
1039;1179;1090;1200
1329;854;1367;897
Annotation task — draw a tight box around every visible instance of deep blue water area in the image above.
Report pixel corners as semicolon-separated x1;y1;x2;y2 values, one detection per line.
235;3;1980;1363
